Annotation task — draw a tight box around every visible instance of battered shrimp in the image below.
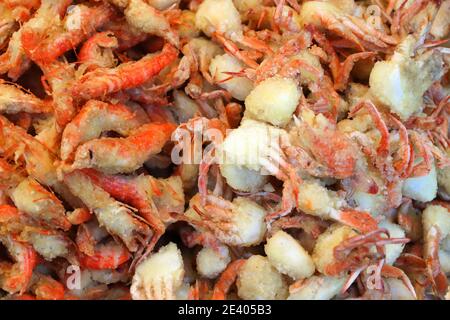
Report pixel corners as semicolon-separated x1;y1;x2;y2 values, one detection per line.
265;230;315;280
312;224;413;296
287;275;346;300
60;100;149;161
78;31;119;71
298;1;397;51
174;37;223;97
0;115;59;187
0;204;76;263
369;35;444;120
130;242;185;300
195;0;271;68
0;1;39;49
109;0;179;47
80;168;185;256
244;77;300;127
68;122;176;174
236;255;288;300
0;83;51;114
10;177;71;231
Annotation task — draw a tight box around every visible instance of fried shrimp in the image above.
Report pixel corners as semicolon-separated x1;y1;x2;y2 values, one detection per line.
68;122;176;174
0;0;448;301
64;171;151;252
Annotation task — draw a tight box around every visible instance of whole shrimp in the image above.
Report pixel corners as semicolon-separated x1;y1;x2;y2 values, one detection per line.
78;32;119;71
0;114;59;187
311;224;414;298
180;193;268;248
0;0;72;80
0;0;40;49
60;100;149;161
369;35;445;120
220;118;378;233
72;43;178;100
0;158;70;231
0;234;37;295
0;0;448;302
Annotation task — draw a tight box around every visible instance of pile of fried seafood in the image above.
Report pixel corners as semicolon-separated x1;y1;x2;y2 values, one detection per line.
0;0;449;300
